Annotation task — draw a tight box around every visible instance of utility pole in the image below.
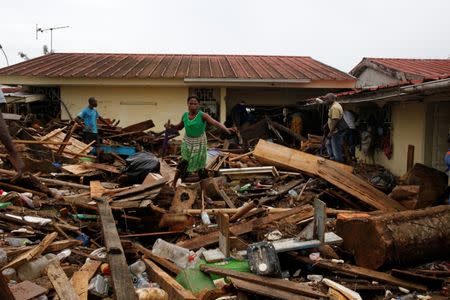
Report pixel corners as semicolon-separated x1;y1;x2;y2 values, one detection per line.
36;24;70;53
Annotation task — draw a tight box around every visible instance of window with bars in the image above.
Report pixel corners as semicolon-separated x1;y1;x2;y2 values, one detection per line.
189;88;220;120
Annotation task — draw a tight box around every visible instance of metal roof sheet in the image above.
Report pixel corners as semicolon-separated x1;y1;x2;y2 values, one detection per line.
0;53;354;82
352;58;450;80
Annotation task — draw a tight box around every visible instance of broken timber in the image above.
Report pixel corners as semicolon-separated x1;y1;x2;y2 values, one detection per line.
46;261;79;300
336;205;450;269
178;205;313;250
143;258;196;300
200;265;327;299
290;254;428;292
97;198;137;300
253;139;405;211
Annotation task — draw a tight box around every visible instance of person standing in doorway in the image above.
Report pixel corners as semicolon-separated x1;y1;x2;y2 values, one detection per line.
323;93;347;163
343;109;358;160
75;97;106;146
166;95;235;188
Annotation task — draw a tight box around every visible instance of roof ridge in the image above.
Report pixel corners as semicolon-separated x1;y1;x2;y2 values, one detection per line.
47;52;313;58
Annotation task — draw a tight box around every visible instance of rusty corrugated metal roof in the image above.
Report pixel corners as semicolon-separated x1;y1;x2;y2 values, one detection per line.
0;53;354;82
352;57;450;80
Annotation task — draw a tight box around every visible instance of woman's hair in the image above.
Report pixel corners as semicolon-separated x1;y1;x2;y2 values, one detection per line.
187;95;199;102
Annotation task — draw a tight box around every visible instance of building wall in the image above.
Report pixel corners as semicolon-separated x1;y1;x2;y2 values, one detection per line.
353;101;427;176
356;68;400;88
60;86;189;132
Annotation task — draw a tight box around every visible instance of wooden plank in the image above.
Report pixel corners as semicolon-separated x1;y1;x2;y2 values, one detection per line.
122;119;155;133
12;140;72;145
97;198;137;300
0;273;14;300
57;123;78;155
178;205;313;250
90;180;105;198
159;159;176;183
134;243;181;275
143;258;197;300
113;178;166;198
218;213;230;257
219;190;235;208
254;140;405;212
200;265;327;299
2;232;57;270
289;255;428;292
313;198;326;243
230;278;314;300
71;271;89;300
322;278;362;300
46;261;79;300
318;162;406;211
84;162;120;174
63;164;96;175
254;139;353;175
9;280;47;300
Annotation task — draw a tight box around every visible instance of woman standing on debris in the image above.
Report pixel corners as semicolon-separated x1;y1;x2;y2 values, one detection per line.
166;95;235;188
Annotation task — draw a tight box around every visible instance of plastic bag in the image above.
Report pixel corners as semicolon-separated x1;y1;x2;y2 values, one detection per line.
122;152;160;184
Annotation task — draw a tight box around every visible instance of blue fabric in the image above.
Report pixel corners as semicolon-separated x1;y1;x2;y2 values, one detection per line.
326;131;345;163
78;107;99;133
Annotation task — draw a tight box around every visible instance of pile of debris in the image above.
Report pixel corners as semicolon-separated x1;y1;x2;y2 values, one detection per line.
0;114;448;300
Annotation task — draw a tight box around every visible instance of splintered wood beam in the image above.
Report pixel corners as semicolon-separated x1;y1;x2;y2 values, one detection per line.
289;254;427;292
2;232;58;270
134;243;181;275
178;205;313;250
253;139;405;212
57;123;78;155
143;258;196;300
97;198;137;300
46;261;79;300
200;265;327;299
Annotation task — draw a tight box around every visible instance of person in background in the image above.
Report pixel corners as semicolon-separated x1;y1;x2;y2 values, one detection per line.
343;109;358;160
166;95;235;188
0;111;24;177
75;97;107;146
230;101;249;127
323;93;348;163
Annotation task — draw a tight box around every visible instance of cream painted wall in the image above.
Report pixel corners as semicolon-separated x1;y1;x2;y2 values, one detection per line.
60;86;189;132
354;101;426;176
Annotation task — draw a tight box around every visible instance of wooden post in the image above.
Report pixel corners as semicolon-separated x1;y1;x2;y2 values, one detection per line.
313;198;326;244
57;123;77;155
407;144;414;172
218;213;230;257
97;198;137;300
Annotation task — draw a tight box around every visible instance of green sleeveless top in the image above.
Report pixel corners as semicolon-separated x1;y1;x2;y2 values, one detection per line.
182;111;206;138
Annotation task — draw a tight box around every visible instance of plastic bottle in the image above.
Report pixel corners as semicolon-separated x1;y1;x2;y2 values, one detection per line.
152;239;190;268
17;253;57;281
200;211;211;225
0;249;7;267
129;260;146;276
2;268;17;281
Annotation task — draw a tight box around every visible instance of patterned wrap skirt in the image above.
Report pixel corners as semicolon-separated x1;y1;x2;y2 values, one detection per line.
181;133;207;172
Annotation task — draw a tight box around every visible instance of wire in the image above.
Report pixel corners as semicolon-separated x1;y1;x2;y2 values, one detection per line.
0;44;9;66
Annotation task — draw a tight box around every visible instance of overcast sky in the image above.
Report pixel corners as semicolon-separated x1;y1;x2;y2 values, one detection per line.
1;0;449;72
